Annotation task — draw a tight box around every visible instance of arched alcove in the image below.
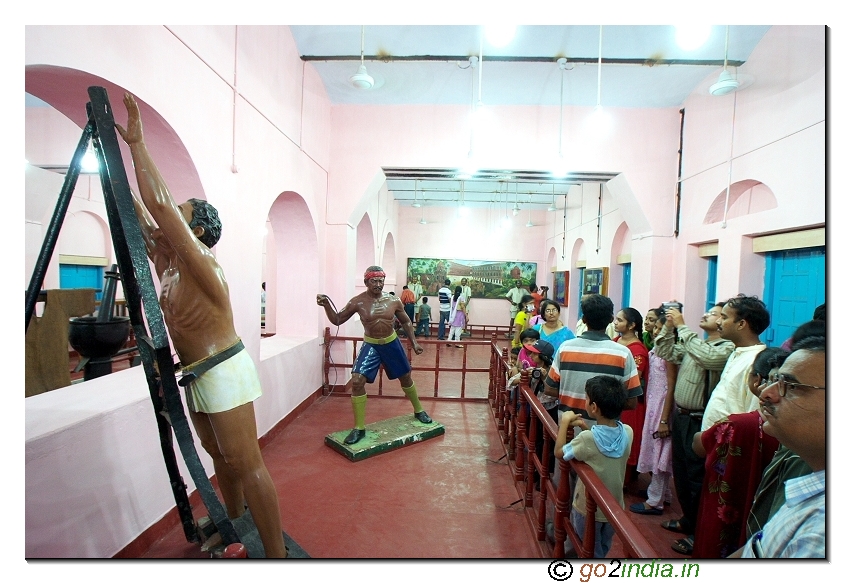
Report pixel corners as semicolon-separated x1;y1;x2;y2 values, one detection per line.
266;191;320;337
381;232;398;291
703;180;777;224
569;238;586;327
609;221;631;312
25;66;205;203
545;246;557;294
57;210;111;260
26;67;208;298
354;213;376;295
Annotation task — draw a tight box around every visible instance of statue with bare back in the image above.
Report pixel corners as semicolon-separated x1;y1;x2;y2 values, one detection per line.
116;93;286;558
317;267;432;445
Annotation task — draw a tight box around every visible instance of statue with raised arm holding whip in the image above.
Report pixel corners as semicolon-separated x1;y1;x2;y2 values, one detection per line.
317;266;432;445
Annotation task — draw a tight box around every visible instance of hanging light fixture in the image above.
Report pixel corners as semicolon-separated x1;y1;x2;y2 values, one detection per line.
419;186;427;224
548;184;558;212
458;180;470;217
500;182;512;229
512;183;520;216
551;57;569;177
463;30;487;177
589;25;611;132
525;204;534;228
411;179;421;208
459;56;479;179
81;141;100;173
349;26;374;89
710;26;740;96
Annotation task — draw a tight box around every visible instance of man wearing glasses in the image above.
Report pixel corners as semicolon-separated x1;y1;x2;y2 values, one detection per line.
733;335;825;558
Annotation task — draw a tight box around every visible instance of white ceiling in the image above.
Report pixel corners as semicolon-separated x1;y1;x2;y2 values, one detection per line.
290;25;770;107
290;25;772;209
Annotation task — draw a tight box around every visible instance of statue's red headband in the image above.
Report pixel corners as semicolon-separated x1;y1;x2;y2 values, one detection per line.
364;270;386;280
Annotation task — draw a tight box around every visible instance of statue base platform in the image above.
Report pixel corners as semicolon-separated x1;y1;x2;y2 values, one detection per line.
202;509;309;558
325;414;445;462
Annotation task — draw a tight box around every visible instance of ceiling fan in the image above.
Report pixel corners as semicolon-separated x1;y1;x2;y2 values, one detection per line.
349;26;374;90
710;26;741;96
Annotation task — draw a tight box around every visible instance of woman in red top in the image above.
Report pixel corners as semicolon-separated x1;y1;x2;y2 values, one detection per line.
613;307;649;486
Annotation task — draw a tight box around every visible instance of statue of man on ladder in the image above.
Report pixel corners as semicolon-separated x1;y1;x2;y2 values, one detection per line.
116;93;286;558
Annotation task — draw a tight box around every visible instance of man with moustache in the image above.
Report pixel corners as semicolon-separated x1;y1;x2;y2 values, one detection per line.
505;279;527;329
701;295;769;431
317;266;432;445
653;302;735;552
733;336;825;558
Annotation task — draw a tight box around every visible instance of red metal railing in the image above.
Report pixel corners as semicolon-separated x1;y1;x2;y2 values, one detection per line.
319;327;655;558
322;327;497;400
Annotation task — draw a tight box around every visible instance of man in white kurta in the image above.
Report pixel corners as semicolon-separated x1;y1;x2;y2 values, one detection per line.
700;295;770;431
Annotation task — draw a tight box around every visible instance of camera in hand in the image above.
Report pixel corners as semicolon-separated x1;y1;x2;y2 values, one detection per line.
662;301;683;314
529;367;544;395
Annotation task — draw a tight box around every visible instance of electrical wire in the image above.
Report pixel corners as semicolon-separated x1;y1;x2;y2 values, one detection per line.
316;294;344;404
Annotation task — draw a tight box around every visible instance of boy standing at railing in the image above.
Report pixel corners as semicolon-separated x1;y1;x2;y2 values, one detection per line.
414;296;431;337
554;375;633;558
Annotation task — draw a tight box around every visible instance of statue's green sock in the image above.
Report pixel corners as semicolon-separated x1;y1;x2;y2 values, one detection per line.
351;394;367;429
402;384;423;413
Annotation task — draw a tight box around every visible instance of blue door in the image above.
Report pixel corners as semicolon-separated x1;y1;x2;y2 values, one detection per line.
59;264;104;300
577;267;586;318
705;256;718;312
762;247;825;346
621;263;631;309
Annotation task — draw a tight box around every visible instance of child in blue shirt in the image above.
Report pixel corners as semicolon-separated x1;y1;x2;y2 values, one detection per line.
554;375;633;558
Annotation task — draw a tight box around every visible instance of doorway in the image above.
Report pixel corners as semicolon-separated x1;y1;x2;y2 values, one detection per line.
59;263;104;300
762;246;825;346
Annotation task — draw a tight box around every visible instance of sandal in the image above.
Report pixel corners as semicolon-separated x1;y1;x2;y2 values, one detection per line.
661;519;689;534
671;536;694;555
629;502;662;515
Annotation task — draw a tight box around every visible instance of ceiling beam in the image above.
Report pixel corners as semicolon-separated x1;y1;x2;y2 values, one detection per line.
301;55;746;67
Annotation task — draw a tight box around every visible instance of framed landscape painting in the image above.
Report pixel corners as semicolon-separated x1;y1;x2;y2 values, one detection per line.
406;258;538;299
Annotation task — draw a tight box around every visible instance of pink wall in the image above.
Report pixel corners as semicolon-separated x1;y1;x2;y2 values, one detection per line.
326;103;682;319
672;25;825;324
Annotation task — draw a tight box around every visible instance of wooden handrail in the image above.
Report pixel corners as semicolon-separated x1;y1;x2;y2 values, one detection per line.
498;346;656;559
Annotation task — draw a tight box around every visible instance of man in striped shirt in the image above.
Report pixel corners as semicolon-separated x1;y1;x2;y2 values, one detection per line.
542;294;641;507
543;294;642;421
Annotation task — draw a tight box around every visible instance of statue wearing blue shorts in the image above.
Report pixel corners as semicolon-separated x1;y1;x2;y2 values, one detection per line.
318;266;432;444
